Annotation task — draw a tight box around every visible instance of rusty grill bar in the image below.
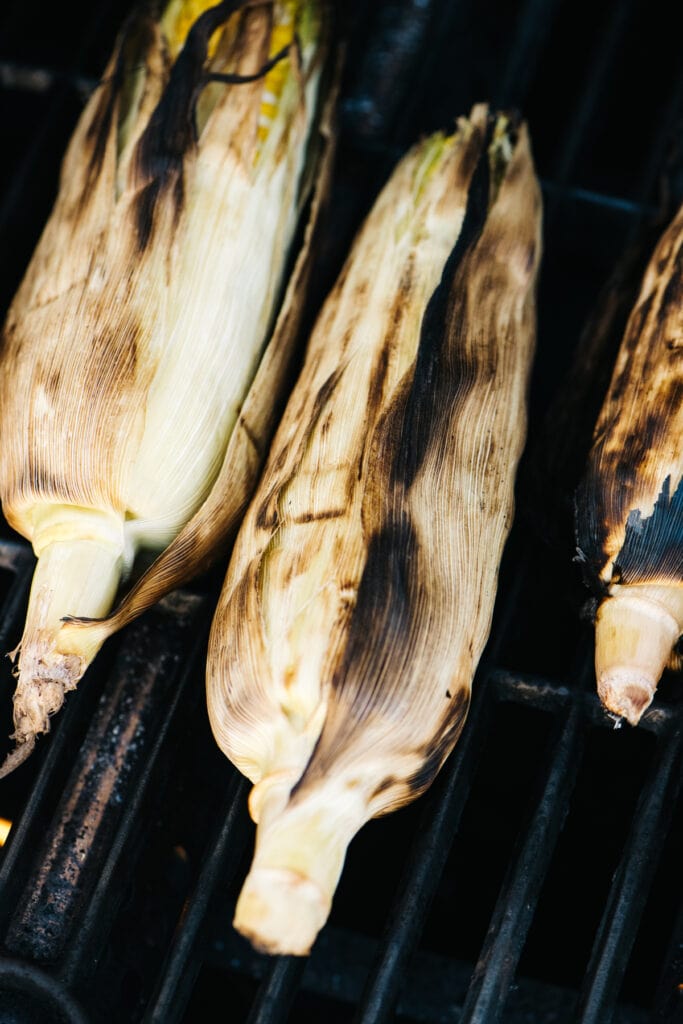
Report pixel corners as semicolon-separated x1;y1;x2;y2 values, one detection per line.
0;0;682;1022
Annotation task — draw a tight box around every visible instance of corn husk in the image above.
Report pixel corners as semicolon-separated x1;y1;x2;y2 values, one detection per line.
0;0;337;774
575;201;683;725
206;103;542;955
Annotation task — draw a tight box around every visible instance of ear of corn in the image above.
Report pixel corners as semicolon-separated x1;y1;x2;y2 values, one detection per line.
206;104;542;955
0;0;336;774
575;203;683;725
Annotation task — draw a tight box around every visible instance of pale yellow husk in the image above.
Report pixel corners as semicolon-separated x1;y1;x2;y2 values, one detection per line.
595;584;683;724
0;0;332;773
206;104;542;955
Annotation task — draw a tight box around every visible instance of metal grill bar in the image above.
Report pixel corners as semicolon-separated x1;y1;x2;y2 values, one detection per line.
62;595;212;986
494;0;563;109
540;181;656;217
381;0;470;151
0;547;32;654
652;890;683;1022
353;680;494;1024
577;724;683;1024
0;540;32;575
631;61;683;214
0;957;90;1024
2;593;208;964
0;0;121;235
0;563;119;923
492;669;679;736
550;0;636;189
246;957;307;1024
339;0;438;153
145;772;252;1024
459;700;584;1024
0;60;95;98
0;677;111;901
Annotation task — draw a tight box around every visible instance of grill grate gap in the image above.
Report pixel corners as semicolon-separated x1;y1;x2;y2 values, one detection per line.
517;723;660;999
577;727;683;1022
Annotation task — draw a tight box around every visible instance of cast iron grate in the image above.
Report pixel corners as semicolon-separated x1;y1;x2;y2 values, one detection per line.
0;1;681;1022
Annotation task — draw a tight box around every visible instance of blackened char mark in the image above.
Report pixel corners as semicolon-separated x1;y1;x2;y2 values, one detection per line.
135;172;185;252
610;292;654;378
366;343;391;428
290;508;345;523
574;437;648;594
84;10;159;200
576;399;683;593
573;476;610;597
332;510;417;712
407;686;470;797
254;365;345;531
370;774;397;801
289;511;420;800
392;115;494;491
576;469;683;594
575;238;683;590
88;318;140;391
611;232;683;372
289;122;498;798
612;475;683;585
13;469;81;508
134;0;247;249
660;236;683;319
83;40;127;190
42;368;62;397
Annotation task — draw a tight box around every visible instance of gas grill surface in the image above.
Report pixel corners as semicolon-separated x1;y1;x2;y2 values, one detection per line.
0;1;682;1022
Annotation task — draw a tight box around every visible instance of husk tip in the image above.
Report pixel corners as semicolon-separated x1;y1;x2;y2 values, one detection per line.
233;866;329;956
0;735;36;779
0;642;84;779
597;668;656;727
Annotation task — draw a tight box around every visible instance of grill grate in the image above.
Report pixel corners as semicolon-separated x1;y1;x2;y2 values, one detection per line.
0;1;682;1022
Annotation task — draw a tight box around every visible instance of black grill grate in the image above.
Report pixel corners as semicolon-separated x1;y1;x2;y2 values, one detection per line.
0;1;682;1022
